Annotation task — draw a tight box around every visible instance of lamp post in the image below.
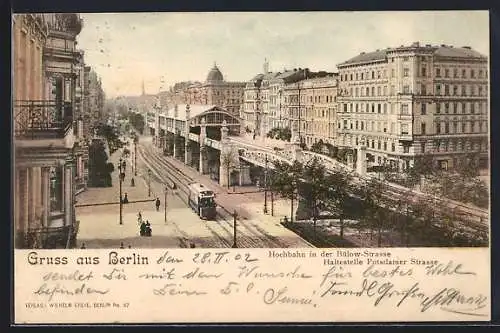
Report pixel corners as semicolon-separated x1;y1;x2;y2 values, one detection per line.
118;158;123;225
270;174;274;216
263;154;268;214
165;186;168;223
134;137;137;176
232;210;238;248
147;169;152;197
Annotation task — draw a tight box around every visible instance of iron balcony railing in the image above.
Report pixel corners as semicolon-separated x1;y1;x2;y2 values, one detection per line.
14;100;73;138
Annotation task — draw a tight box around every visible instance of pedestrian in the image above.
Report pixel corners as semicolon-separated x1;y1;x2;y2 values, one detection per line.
145;221;152;237
155;197;160;211
128;245;132;249
137;211;142;225
80;243;86;249
120;242;124;249
140;221;146;236
123;193;129;204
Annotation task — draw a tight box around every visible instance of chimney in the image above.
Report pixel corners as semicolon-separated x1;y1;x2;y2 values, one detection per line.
463;46;471;49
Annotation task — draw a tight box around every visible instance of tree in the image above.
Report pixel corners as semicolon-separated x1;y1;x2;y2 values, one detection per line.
95;123;125;155
406;153;436;187
359;178;388;247
298;157;331;237
322;170;353;239
220;149;238;190
128;112;145;134
88;139;113;187
271;160;303;222
454;152;480;178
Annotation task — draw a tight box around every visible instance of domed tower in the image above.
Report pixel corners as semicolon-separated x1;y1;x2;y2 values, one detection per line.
206;62;224;83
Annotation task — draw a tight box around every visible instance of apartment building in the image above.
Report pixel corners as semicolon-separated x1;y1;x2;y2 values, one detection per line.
13;13;82;248
184;64;246;117
337;42;488;171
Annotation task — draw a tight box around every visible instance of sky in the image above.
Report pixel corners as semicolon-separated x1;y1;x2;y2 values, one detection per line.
75;11;489;98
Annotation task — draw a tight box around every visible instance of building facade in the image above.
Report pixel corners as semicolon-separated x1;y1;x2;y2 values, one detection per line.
13;13;82;248
337;42;488;170
300;75;338;147
184;64;246;117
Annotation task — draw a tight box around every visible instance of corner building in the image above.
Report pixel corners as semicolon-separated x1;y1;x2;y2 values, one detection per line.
337;42;488;170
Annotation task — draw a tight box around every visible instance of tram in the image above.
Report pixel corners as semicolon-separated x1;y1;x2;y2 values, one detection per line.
187;183;217;220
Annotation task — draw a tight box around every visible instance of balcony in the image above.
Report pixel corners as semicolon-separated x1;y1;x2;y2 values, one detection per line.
14;100;73;139
397;113;413;120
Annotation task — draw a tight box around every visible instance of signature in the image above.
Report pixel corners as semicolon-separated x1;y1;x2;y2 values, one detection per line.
320;279;487;316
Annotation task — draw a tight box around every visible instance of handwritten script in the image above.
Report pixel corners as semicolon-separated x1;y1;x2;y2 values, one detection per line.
16;249;490;323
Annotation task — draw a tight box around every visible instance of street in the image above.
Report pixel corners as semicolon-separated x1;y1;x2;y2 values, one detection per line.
74;135;312;248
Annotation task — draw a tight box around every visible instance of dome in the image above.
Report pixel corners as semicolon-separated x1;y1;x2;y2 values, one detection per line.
206;64;224;82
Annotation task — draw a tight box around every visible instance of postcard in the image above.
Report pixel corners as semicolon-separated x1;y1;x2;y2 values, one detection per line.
12;11;490;323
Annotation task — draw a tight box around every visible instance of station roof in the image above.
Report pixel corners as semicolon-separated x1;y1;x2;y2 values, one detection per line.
161;104;238;122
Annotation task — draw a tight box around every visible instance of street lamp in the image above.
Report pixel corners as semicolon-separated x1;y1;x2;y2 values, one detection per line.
134;136;138;176
164;186;168;223
232;210;238;248
147;169;152;197
118;158;124;225
263;154;268;214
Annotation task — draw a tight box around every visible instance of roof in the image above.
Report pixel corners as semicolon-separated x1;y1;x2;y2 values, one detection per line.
339;44;487;67
338;49;388;66
206;65;224;82
164;104;214;120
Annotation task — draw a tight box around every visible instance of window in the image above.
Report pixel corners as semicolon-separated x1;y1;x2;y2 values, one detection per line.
421;84;426;95
350;74;353;80
436;68;441;77
372;104;375;113
383;103;387;113
421;123;426;134
403;145;410;153
479;70;483;78
462;69;466;78
453;102;458;114
378;141;381;150
392;143;395;152
403;85;410;94
453;85;458;95
361;73;364;80
453;68;458;78
462;102;466;113
471;103;475;114
461;122;466;133
384;142;387;150
445;103;449;113
378;104;381;113
444;85;449;95
343;104;348;112
366;87;369;96
445;122;449;134
391;85;395;95
436;122;441;134
421;103;427;115
371;87;375;96
421;142;426;153
377;86;381;96
403;68;409;77
421;66;427;77
391;69;395;78
471;69;475;78
436;84;441;95
401;104;409;114
461;85;466;95
479;86;483;96
401;123;409;135
383;86;387;95
377;71;381;79
403;56;409;61
355;121;358;130
361;122;364;130
453;122;458;133
372;71;375;79
445;69;449;78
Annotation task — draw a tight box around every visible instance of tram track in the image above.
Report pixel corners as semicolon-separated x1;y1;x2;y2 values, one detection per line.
137;144;288;248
